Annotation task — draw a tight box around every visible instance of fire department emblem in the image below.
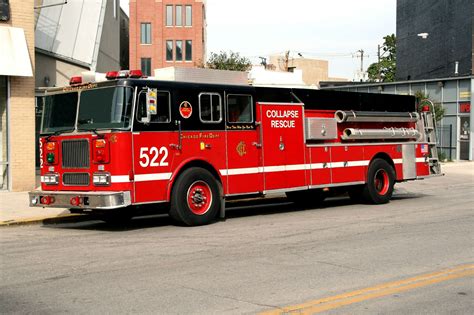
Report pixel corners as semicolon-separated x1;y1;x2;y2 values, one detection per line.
179;101;193;119
236;141;247;157
109;134;118;143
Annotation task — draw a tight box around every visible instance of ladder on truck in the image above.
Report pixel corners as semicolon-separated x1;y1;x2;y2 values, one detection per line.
419;103;441;175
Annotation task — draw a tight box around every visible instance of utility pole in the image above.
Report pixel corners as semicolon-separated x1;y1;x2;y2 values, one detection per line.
356;49;366;81
357;49;365;73
284;50;290;72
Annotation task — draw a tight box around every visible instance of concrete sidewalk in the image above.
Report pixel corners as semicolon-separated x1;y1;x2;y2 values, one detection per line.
0;190;75;226
0;161;472;226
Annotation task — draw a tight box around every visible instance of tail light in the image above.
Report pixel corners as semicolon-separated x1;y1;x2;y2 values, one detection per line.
44;141;58;165
93;139;110;164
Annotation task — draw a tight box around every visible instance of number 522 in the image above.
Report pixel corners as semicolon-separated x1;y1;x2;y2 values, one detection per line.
139;147;169;167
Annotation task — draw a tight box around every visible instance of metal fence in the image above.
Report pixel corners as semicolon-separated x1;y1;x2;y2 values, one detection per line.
436;125;454;160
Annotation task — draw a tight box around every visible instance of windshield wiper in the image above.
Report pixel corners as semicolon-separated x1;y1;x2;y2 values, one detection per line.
77;127;100;136
42;129;75;141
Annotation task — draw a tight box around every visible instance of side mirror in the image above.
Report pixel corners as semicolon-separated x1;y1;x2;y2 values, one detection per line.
146;88;157;115
140;88;157;124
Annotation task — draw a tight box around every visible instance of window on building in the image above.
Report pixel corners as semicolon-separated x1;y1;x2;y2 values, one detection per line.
166;40;173;61
185;40;192;61
141;58;151;76
176;40;183;61
140;23;151;44
166;5;173;26
175;5;182;26
199;93;222;123
227;94;253;123
185;5;192;26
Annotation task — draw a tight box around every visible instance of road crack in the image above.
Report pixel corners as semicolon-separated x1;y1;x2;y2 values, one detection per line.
176;284;282;311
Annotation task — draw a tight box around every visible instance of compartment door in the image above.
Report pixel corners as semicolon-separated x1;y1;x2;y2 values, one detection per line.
259;103;307;191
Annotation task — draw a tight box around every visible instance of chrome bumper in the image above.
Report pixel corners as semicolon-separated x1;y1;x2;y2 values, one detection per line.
28;190;132;210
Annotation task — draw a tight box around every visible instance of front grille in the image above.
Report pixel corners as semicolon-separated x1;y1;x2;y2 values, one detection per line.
63;173;90;186
62;139;89;168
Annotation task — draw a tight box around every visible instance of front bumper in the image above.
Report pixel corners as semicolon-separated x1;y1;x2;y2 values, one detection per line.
29;190;132;210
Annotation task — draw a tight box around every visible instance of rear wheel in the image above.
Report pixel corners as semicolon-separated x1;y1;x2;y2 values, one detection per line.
169;167;221;226
362;159;395;204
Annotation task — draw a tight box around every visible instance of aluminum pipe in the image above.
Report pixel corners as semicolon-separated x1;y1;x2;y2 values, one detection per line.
335;110;420;123
341;128;421;140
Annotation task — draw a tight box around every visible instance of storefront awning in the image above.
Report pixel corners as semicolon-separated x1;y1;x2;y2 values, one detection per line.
0;26;33;77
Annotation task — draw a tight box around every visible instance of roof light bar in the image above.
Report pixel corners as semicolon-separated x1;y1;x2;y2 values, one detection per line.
69;76;82;85
106;71;119;80
129;70;143;78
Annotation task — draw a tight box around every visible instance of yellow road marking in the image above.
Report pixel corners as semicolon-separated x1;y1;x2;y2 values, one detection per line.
260;264;474;315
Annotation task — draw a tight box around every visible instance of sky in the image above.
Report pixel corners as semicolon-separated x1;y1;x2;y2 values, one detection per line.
120;0;396;80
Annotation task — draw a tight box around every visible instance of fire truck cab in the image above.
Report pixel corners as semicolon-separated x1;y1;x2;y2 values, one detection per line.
30;70;441;225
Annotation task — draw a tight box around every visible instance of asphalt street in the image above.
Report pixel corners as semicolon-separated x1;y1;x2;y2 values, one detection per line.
1;162;473;314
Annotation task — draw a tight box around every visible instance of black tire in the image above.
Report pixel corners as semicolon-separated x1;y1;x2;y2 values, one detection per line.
286;189;326;207
169;167;221;226
362;159;395;204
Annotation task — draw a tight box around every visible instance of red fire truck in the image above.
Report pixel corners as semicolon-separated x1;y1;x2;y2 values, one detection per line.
29;70;441;225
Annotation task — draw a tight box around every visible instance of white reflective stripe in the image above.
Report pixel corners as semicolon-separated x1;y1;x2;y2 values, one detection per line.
135;173;172;182
263;164;307;172
416;157;426;163
40;176;46;183
328;161;370;168
309;163;326;169
221;160;372;176
347;160;371;167
393;158;403;164
111;175;130;183
220;167;260;176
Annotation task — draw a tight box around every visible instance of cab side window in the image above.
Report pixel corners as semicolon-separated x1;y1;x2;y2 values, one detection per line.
227;94;253;123
199;93;222;123
136;89;171;123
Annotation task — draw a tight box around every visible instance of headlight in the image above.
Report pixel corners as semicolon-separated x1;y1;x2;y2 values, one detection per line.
42;173;59;185
93;172;110;186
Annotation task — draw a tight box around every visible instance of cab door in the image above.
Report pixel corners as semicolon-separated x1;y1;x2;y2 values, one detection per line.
132;88;176;203
224;93;263;195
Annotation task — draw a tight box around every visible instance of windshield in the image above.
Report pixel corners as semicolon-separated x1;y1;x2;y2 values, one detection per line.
77;87;133;130
41;86;133;134
41;92;78;134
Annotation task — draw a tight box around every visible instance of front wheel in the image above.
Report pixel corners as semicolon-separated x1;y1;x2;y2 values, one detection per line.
362;159;395;204
169;167;221;226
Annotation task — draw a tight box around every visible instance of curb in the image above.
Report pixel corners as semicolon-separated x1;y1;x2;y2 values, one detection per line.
0;213;91;227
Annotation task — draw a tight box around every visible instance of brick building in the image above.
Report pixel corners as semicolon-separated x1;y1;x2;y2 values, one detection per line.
0;0;35;191
129;0;206;75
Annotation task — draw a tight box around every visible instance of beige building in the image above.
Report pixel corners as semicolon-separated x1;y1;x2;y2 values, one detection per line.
0;0;35;191
269;55;347;87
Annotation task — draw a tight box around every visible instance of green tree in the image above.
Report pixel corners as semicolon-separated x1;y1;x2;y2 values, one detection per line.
205;51;252;71
413;90;445;122
367;34;396;82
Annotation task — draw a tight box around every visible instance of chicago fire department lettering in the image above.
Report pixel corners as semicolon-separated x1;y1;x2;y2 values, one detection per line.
236;141;247;157
266;109;299;128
